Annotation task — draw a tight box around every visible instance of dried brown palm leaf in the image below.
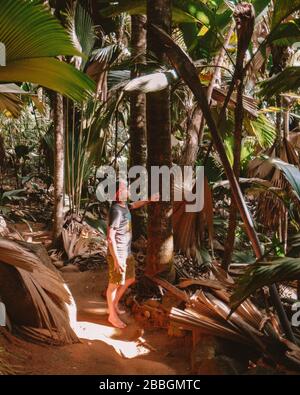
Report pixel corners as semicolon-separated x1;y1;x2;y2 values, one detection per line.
0;238;78;345
0;347;15;375
248;137;299;229
86;45;121;101
86;60;108;101
0;238;36;272
173;177;214;258
288;130;300;150
156;262;300;370
178;278;224;290
210;87;258;118
0;93;23;117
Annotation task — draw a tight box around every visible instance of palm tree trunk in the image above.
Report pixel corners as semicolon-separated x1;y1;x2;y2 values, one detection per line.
222;3;255;269
130;14;147;241
145;0;174;279
52;92;65;246
181;104;203;166
222;78;243;269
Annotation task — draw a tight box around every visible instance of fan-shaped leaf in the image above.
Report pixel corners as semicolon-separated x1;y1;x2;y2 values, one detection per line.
0;58;95;102
268;19;300;46
259;67;300;98
0;0;95;101
271;0;300;30
0;0;81;60
271;158;300;201
100;0;212;24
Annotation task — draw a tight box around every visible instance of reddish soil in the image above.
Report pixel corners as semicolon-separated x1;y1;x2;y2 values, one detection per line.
1;268;191;375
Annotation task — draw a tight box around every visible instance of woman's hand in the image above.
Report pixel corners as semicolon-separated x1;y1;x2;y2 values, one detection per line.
149;192;160;202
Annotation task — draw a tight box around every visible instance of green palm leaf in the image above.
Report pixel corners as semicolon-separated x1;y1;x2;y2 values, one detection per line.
0;0;95;101
247;114;276;149
0;58;95;102
268;19;300;46
90;44;121;64
250;0;271;17
100;0;211;24
259;67;300;98
230;257;300;310
0;0;80;60
67;0;96;70
271;158;300;201
271;0;300;30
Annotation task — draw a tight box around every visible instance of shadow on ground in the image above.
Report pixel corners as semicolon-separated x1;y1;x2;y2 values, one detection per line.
2;268;191;375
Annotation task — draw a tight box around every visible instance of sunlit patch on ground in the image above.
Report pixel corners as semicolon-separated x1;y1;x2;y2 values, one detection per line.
74;321;150;359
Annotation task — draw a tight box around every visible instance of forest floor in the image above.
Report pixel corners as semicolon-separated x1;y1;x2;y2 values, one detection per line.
1;267;191;375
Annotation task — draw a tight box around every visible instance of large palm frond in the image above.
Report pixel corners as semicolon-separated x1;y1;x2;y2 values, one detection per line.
248;137;299;229
0;0;95;101
67;0;96;70
271;0;300;30
0;58;95;102
260;67;300;99
173;177;214;259
0;238;78;345
101;0;211;24
230;256;300;310
268;19;300;47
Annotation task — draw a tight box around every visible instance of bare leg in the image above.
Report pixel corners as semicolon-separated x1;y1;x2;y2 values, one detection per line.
106;283;127;328
114;278;135;314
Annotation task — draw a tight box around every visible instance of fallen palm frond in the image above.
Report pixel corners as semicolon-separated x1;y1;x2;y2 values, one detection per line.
0;238;78;345
0;347;15;375
0;238;36;271
154;264;300;370
62;218;107;260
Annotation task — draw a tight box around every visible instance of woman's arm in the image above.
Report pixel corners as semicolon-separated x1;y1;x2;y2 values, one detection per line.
129;192;160;210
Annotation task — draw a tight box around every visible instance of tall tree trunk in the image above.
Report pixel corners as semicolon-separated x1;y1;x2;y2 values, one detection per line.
52;92;65;246
222;3;255;269
181;104;202;166
145;0;174;279
130;14;147;241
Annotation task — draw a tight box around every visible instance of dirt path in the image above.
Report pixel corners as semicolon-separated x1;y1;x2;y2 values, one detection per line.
2;269;191;375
